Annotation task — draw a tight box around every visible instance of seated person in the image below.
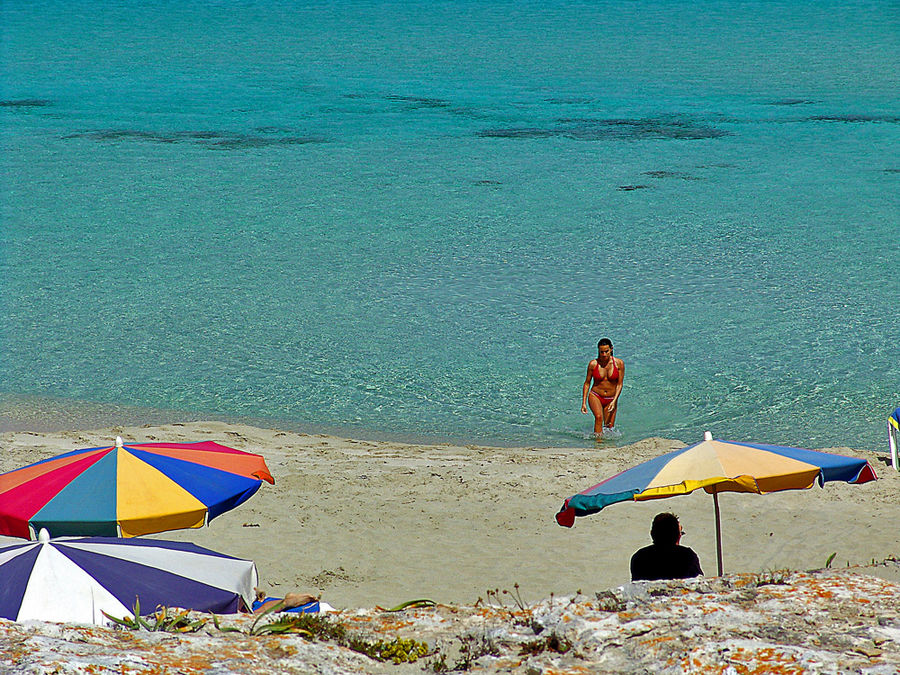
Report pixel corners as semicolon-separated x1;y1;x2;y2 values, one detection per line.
630;512;703;581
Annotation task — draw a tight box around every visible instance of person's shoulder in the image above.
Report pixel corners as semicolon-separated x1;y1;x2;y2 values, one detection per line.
631;544;654;560
676;545;700;559
675;545;703;576
630;544;656;580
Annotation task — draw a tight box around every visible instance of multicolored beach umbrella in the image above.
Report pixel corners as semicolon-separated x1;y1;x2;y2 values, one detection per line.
0;529;258;625
0;438;275;539
556;432;877;575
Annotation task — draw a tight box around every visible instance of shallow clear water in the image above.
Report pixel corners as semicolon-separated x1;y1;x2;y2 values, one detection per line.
1;0;898;449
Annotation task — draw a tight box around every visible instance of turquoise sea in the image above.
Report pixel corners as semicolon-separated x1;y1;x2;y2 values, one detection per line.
1;0;897;450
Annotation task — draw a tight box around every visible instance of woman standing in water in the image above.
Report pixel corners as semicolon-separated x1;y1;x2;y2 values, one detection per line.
581;338;625;434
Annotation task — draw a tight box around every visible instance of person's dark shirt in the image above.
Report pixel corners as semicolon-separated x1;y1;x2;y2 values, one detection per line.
630;543;703;581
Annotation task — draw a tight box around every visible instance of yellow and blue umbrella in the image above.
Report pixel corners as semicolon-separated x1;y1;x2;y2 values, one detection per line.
0;437;275;540
556;433;877;575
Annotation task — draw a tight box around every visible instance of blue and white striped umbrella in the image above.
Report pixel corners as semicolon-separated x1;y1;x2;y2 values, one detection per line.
0;529;257;625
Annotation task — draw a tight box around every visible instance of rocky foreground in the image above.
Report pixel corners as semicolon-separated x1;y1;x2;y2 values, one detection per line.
3;565;899;674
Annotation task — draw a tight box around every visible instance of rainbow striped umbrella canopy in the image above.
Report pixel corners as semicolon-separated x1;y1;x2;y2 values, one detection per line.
0;438;275;540
556;434;876;574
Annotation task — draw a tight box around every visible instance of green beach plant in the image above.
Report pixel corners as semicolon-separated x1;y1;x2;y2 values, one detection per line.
104;598;207;633
519;632;572;656
503;583;528;613
479;583;534;627
430;633;501;672
348;636;430;664
594;589;625;612
211;605;432;664
210;612;242;633
746;569;790;587
427;650;449;672
110;595;440;665
378;598;436;612
211;602;347;638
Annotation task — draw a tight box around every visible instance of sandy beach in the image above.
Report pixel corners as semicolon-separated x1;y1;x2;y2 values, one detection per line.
2;421;897;611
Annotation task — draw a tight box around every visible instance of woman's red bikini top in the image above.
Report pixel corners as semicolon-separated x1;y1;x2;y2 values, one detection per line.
595;359;619;382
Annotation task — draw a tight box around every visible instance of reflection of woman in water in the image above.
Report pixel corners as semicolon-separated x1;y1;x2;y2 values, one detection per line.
581;338;625;434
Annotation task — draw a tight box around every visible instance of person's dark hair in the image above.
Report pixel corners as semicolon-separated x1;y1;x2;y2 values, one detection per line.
597;338;613;351
650;513;681;546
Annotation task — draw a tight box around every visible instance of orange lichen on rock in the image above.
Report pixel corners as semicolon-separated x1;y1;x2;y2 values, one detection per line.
638;635;676;648
368;618;414;632
542;666;596;675
725;645;805;675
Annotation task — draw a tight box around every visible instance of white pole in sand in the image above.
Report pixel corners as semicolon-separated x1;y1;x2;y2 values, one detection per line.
703;431;724;575
889;419;899;472
713;491;723;576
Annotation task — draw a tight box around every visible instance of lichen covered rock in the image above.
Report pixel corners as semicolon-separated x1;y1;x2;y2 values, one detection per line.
2;566;898;674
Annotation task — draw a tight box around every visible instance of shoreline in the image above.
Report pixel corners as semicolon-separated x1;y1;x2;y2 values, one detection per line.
0;392;603;450
0;392;629;449
4;391;893;453
2;420;898;611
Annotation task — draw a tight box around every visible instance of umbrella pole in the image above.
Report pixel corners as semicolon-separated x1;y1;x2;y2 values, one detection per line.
713;491;723;576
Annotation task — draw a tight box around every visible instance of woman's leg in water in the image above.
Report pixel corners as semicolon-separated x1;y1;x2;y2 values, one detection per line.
588;392;605;434
605;402;617;429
